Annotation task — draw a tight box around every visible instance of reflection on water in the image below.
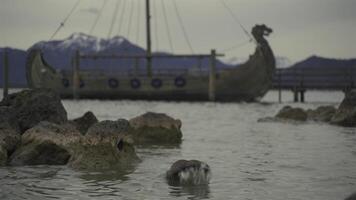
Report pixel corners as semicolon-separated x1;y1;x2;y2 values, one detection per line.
0;91;355;199
169;185;210;200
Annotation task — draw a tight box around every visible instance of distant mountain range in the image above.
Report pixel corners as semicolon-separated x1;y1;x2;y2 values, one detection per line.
0;33;355;88
274;56;356;89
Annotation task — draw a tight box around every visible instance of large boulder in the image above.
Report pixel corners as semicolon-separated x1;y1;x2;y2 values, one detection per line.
307;106;336;122
69;111;98;135
0;124;21;165
9;122;81;166
68;120;139;170
331;90;356;127
0;89;67;133
129;112;182;145
275;106;308;121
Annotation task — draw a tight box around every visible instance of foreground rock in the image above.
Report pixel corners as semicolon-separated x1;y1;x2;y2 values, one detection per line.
9;122;81;166
9;120;139;170
129;112;182;145
0;124;21;165
0;107;20;133
0;89;67;134
166;160;211;186
331;90;356;127
68;120;139;170
69;111;98;135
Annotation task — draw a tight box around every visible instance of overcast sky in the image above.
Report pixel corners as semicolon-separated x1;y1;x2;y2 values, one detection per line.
0;0;355;62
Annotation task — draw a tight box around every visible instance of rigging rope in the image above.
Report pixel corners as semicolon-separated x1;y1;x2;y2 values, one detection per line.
161;0;174;52
220;39;252;53
135;0;142;44
219;0;255;44
172;0;195;54
126;0;135;40
50;0;81;40
89;0;108;35
107;0;122;38
117;0;127;36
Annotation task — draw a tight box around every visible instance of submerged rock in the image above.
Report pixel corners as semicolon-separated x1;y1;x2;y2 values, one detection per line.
331;90;356;127
9;122;81;166
68;120;139;170
70;111;98;135
0;89;67;133
0;124;21;166
275;106;308;121
166;160;211;186
129;112;182;144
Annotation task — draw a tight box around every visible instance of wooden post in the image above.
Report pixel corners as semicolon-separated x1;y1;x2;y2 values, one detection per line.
278;70;282;103
209;49;216;101
3;49;9;98
293;88;298;102
72;50;80;100
145;0;152;77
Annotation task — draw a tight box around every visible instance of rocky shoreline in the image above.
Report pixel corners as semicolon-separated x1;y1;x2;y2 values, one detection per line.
259;90;356;127
0;89;182;170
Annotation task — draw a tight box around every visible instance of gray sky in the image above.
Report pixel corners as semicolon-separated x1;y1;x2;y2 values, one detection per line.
1;0;355;62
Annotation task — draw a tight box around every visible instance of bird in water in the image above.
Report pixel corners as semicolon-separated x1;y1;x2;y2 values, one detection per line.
166;160;211;186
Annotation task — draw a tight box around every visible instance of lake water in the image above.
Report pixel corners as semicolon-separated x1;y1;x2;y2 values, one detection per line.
0;90;355;200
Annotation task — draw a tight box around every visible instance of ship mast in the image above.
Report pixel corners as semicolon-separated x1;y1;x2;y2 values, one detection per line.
145;0;152;77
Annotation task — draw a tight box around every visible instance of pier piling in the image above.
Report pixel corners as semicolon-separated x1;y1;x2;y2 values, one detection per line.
209;49;216;101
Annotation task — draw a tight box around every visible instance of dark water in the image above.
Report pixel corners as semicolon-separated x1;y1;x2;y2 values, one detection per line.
0;91;355;199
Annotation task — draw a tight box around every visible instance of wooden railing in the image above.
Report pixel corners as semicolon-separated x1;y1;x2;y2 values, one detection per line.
272;68;355;91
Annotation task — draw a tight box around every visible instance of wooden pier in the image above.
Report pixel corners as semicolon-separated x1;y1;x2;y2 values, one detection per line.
272;68;355;102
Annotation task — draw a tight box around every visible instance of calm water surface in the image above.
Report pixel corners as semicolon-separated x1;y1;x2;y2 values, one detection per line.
0;91;355;200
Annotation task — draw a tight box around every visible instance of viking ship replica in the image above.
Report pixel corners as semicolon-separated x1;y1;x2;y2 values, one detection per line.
26;0;275;102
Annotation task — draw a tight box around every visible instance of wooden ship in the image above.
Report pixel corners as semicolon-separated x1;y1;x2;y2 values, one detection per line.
26;0;275;102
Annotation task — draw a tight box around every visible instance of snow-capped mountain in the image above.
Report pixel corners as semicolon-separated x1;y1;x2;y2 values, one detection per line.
29;33;230;72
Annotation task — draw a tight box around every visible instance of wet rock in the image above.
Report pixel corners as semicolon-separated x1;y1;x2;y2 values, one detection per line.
0;107;20;133
0;146;7;166
331;90;356;127
0;89;67;134
9;122;81;166
275;106;308;121
0;124;21;166
70;111;98;135
129;112;182;144
166;160;211;186
68;120;139;170
345;192;356;200
307;106;336;122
